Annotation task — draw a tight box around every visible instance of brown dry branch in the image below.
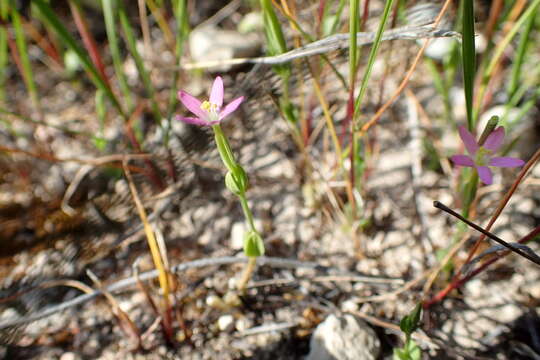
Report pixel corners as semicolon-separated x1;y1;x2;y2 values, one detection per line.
86;270;142;351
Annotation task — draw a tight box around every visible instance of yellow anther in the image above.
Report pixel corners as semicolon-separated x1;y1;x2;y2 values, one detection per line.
201;100;212;111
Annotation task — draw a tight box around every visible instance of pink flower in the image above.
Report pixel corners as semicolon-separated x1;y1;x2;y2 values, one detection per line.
450;125;524;185
177;76;244;126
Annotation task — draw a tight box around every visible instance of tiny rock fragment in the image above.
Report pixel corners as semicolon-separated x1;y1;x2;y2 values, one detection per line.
218;314;235;332
306;314;380;360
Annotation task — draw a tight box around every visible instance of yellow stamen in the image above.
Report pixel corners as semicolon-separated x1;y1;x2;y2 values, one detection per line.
201;100;212;111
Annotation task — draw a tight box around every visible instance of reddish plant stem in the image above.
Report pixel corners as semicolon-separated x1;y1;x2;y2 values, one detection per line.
425;224;540;308
316;0;326;37
69;1;111;88
361;0;370;31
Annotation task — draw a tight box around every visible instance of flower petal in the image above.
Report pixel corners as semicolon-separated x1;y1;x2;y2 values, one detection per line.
476;166;493;185
458;125;479;155
178;91;206;118
483;126;505;152
489;156;525;168
175;115;209;126
451;155;475;167
219;96;244;120
210;76;224;107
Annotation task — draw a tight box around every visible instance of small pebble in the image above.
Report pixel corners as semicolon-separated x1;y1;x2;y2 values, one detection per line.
60;352;81;360
206;295;227;310
218;314;235;332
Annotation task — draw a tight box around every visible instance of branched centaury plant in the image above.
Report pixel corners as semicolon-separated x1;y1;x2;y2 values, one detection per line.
176;76;264;291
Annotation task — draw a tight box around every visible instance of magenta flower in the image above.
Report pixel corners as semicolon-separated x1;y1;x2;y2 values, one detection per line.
177;76;244;126
450;125;524;185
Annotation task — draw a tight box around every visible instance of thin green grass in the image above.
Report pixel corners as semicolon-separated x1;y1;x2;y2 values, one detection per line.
507;5;537;99
0;25;7;106
348;0;395;216
118;0;162;123
10;4;40;111
322;0;346;37
461;0;476;131
165;0;189;121
260;0;296;125
102;0;134;112
33;0;125;118
0;0;8;104
352;0;395;120
474;0;540;123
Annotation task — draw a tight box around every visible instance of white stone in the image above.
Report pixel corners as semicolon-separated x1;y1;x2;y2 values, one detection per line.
189;26;261;72
231;222;246;250
230;220;263;250
306;314;380;360
60;352;82;360
423;37;456;61
223;291;241;308
206;295;227;310
235;317;252;332
341;299;359;313
218;314;235;332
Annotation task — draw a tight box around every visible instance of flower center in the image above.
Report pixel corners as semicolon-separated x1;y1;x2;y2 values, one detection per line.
201;100;220;122
474;147;492;166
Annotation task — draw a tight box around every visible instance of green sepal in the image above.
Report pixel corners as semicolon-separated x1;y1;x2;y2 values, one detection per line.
244;230;264;257
213;125;237;173
225;166;249;195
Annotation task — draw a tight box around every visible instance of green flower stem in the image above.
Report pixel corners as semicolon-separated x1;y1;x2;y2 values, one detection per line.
238;194;256;232
213;125;237;173
211;124;265;291
461;170;478;220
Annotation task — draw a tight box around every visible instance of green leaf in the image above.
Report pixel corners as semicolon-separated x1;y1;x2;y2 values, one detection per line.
462;169;478;218
260;0;287;56
400;303;422;335
393;339;421;360
393;348;409;360
461;0;476;131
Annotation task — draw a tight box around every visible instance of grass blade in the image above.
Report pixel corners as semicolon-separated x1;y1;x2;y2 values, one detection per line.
118;1;162;123
353;0;395;119
0;22;7;105
461;0;475;131
349;0;360;89
145;0;175;50
32;0;125;118
507;5;536;98
69;0;110;88
10;3;40;110
474;0;540;123
166;0;189;121
102;0;133;111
